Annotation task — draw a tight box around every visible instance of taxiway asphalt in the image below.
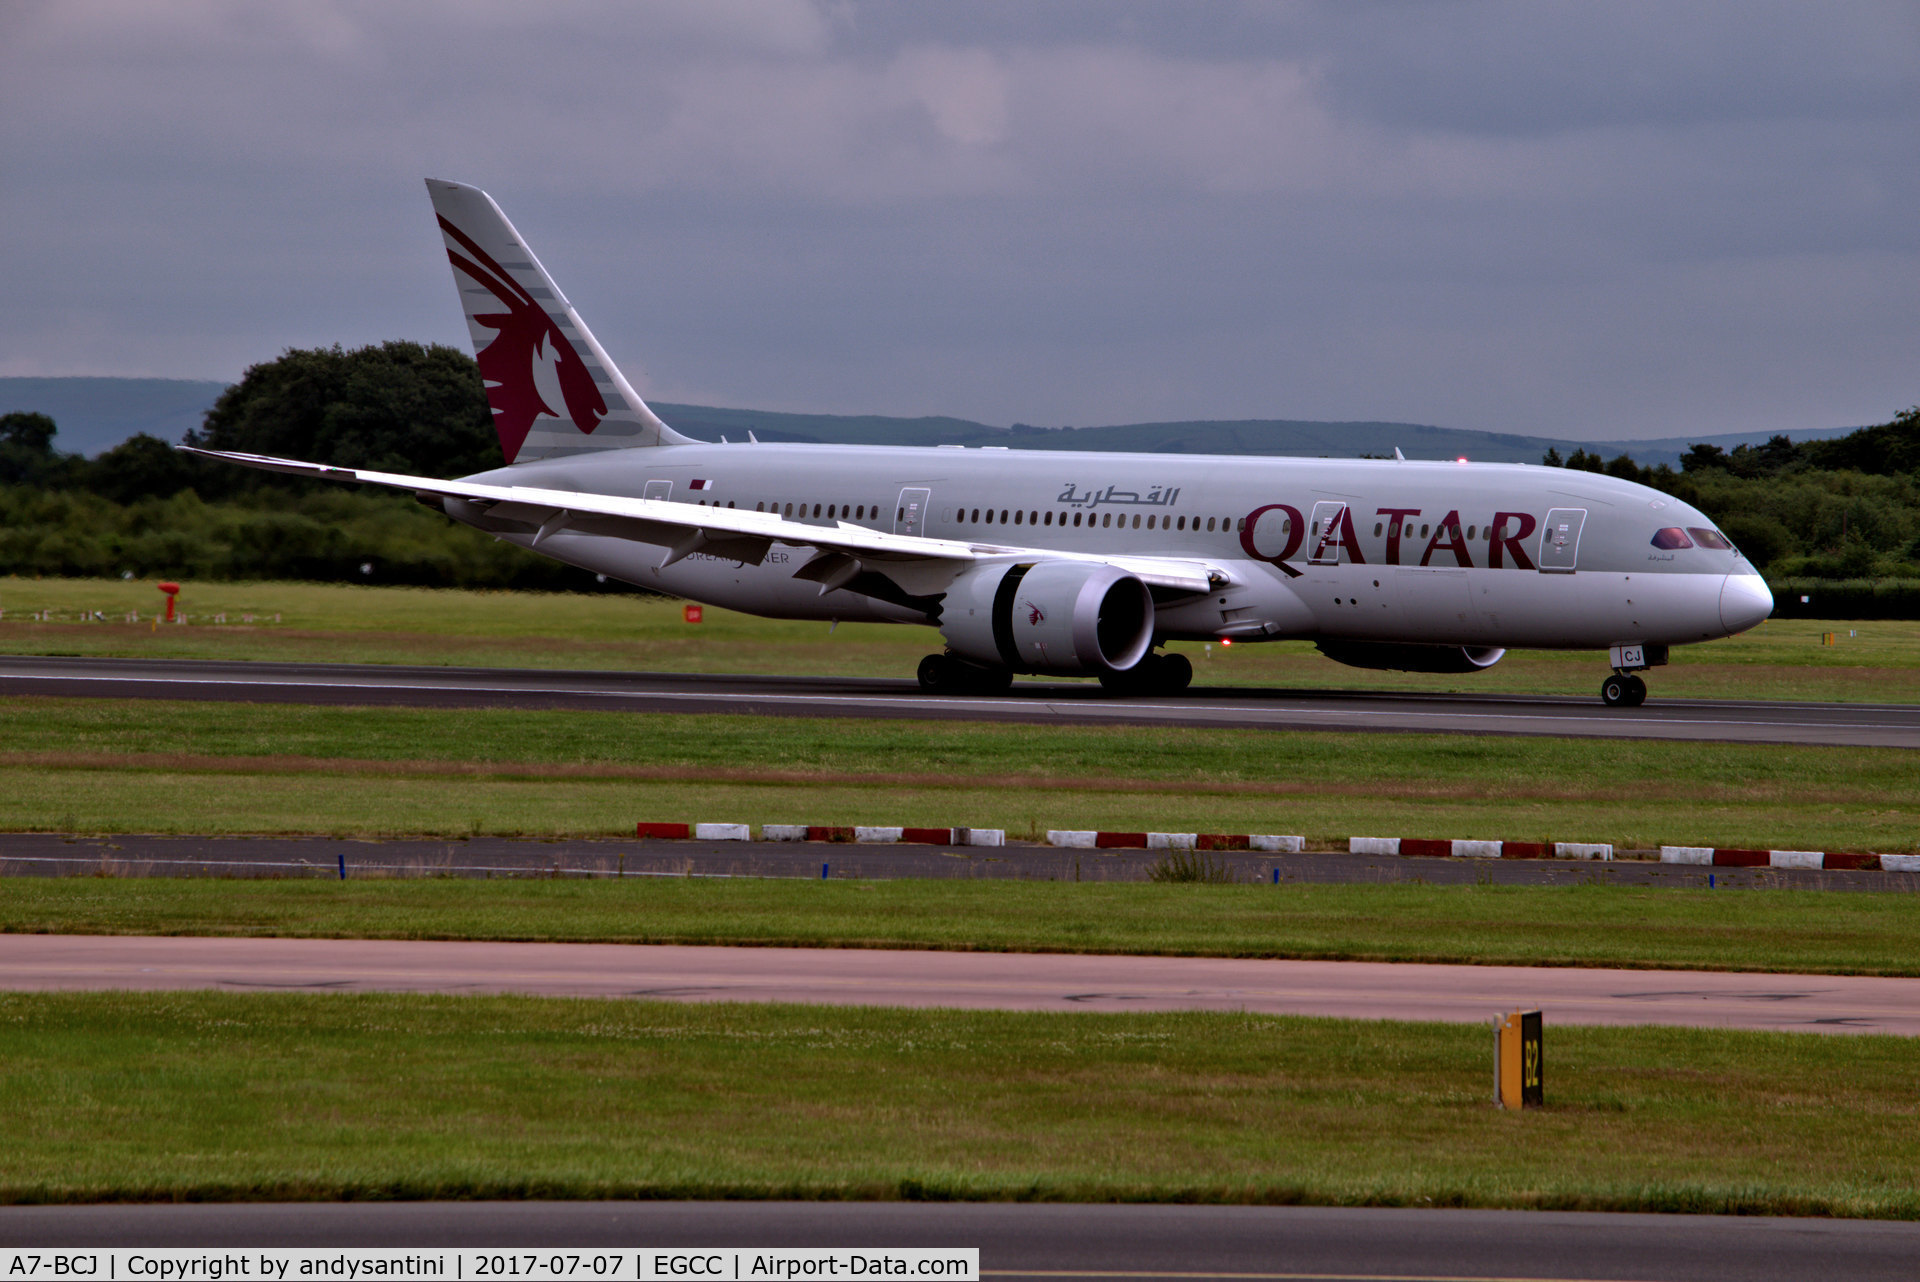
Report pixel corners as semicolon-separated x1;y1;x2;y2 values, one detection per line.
4;655;1918;746
7;935;1916;1034
4;833;1912;891
5;1201;1918;1281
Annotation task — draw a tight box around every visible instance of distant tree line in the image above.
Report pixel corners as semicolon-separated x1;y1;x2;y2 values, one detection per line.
1540;409;1920;582
0;342;623;591
3;340;1917;603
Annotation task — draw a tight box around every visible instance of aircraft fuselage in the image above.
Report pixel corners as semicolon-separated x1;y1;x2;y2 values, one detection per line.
463;442;1769;652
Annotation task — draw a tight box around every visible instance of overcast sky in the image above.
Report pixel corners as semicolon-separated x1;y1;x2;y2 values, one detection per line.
3;1;1915;440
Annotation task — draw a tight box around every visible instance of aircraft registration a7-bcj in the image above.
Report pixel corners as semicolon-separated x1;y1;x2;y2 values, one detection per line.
188;180;1773;707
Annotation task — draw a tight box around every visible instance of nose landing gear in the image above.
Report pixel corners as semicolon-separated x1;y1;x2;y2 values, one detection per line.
1601;672;1647;707
1601;642;1664;708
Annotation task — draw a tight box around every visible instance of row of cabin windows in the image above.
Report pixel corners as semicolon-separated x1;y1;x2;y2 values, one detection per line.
702;497;1248;535
685;501;1552;547
717;502;880;520
670;497;1719;557
1369;519;1477;539
954;508;1243;533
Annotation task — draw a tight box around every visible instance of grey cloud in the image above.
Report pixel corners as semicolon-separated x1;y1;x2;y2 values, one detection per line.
0;0;1914;442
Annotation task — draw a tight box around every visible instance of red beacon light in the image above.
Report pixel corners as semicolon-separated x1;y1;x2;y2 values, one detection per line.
156;581;181;623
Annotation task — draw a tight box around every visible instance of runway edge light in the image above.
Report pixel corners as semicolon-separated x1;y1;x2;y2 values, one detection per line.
1494;1009;1542;1110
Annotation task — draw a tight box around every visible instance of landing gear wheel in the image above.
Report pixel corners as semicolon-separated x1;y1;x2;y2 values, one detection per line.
1099;654;1156;693
1601;673;1648;708
918;654;1013;695
1099;652;1191;695
917;654;958;693
967;665;1014;695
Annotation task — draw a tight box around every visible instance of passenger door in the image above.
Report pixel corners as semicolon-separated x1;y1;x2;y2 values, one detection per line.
895;487;931;537
1539;508;1586;573
1307;501;1349;565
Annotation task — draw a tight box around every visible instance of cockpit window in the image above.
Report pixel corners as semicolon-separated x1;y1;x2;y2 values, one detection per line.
1688;527;1732;550
1651;527;1693;550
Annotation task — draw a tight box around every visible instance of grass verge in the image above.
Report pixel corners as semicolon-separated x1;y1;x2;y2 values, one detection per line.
7;879;1920;975
4;698;1916;851
3;576;1916;702
2;991;1913;1215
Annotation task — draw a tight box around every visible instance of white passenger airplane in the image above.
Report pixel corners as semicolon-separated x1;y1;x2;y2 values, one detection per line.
186;179;1773;707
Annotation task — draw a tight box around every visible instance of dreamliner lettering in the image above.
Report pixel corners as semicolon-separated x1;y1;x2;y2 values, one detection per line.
184;178;1772;711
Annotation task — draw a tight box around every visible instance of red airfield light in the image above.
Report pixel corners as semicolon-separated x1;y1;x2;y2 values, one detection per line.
157;582;181;623
683;604;703;624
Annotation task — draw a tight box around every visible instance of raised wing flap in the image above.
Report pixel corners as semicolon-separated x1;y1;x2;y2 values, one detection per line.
178;447;1223;594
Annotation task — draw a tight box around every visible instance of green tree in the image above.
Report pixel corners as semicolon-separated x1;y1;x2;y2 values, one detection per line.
186;341;498;485
0;411;56;453
0;411;67;486
1806;406;1920;476
1680;442;1728;473
85;433;201;504
1716;513;1794;569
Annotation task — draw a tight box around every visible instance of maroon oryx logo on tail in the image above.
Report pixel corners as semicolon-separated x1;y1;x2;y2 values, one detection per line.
439;214;607;463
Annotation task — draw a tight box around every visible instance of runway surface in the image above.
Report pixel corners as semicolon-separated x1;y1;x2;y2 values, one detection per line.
6;833;1912;890
5;655;1919;746
4;1201;1918;1281
7;935;1916;1034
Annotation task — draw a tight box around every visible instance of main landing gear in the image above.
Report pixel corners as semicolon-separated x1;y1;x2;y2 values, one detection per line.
915;650;1195;696
1098;650;1193;696
917;653;1013;695
1601;672;1647;708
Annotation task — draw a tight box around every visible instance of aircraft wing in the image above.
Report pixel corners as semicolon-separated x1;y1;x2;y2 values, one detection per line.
180;448;1229;596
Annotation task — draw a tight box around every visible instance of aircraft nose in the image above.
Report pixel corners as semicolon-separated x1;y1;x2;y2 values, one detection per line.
1719;572;1773;634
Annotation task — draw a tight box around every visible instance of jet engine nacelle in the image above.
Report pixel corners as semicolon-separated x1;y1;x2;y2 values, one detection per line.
939;561;1155;675
1316;640;1507;674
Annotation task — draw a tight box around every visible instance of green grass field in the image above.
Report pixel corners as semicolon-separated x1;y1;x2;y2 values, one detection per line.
2;576;1914;702
4;697;1914;852
6;578;1914;1217
2;991;1913;1215
8;878;1918;975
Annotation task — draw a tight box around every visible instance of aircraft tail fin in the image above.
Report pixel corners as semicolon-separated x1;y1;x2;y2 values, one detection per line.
425;179;693;463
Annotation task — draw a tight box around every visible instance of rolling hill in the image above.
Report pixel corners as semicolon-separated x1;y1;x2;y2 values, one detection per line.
1;376;1862;468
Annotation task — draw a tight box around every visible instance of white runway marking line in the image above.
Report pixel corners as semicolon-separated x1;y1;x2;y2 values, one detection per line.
2;671;1908;735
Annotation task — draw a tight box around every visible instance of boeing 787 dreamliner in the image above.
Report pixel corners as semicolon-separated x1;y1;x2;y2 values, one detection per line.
186;180;1773;706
